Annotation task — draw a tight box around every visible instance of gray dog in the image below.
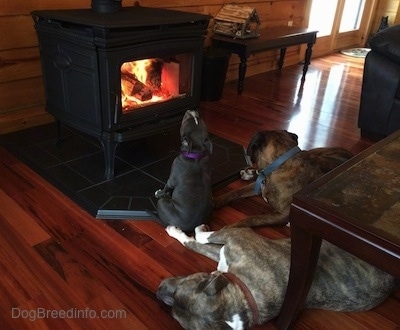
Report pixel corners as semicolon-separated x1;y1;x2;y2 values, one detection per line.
157;225;398;329
154;110;213;232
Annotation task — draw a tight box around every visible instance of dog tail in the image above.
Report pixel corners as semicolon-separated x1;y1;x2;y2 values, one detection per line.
310;148;353;173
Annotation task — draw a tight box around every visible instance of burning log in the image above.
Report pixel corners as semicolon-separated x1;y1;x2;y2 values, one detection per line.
121;73;153;101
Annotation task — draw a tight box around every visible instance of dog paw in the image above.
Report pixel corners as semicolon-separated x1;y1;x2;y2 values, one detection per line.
195;224;210;233
240;167;258;180
166;225;182;237
194;225;213;244
166;226;194;245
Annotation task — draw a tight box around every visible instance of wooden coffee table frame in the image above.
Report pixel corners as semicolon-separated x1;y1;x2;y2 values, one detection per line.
276;130;400;329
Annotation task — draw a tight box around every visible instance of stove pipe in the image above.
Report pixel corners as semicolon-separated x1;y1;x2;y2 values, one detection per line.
91;0;122;13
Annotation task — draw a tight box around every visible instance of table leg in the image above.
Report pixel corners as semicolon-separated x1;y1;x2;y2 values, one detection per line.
302;42;314;78
276;225;322;330
279;48;287;69
238;56;247;95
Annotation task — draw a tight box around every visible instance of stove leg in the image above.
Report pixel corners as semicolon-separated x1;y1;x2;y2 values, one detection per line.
99;137;119;180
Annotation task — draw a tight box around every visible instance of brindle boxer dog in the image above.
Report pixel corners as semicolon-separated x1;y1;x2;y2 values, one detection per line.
154;110;213;232
214;130;353;227
157;225;399;330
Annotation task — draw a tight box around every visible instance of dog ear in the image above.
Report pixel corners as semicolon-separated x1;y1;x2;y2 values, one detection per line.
247;131;266;164
157;280;177;306
286;131;298;143
199;273;230;296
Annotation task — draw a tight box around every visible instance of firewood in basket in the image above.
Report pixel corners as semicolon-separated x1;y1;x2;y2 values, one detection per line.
121;73;153;101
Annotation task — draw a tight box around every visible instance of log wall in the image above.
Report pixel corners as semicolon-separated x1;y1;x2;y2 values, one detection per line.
373;0;400;29
0;0;398;133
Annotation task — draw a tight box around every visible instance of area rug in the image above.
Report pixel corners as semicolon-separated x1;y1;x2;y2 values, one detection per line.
340;47;371;58
0;123;247;220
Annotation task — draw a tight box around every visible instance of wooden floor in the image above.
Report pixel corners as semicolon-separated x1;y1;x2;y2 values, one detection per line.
0;53;399;329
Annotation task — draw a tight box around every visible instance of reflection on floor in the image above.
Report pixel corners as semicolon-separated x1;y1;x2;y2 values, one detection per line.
0;123;247;220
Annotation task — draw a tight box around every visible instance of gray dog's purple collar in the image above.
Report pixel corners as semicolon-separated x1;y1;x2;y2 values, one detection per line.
254;146;301;195
181;151;208;159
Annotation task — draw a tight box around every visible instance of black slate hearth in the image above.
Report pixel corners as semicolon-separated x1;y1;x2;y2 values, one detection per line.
0;123;247;220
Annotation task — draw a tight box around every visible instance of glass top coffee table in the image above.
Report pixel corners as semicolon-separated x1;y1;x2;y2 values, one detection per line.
277;130;400;329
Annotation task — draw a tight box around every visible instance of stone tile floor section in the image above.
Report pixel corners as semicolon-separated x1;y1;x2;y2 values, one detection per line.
0;123;247;220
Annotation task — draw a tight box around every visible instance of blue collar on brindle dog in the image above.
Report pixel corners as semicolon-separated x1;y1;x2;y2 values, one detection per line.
254;146;301;195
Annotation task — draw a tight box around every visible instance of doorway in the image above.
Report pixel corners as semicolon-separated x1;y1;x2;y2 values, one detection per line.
306;0;377;57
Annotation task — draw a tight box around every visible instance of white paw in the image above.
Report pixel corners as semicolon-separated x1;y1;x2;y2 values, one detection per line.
194;225;213;244
240;168;258;181
166;226;194;245
166;225;183;238
194;224;209;233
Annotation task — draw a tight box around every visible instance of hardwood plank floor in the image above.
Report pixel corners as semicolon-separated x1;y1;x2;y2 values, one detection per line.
0;53;399;329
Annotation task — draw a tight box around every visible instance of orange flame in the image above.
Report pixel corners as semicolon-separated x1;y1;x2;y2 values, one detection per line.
121;59;151;85
121;58;181;113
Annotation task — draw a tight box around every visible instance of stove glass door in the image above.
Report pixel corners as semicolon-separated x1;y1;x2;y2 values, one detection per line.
121;53;192;113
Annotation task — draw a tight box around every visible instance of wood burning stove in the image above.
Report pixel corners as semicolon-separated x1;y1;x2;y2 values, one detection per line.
32;3;210;179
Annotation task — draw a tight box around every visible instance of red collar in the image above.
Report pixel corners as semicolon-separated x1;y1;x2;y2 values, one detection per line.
223;272;260;325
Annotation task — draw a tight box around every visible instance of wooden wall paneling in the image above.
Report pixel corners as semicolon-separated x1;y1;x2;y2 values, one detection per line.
0;13;48;132
0;16;38;50
386;0;400;24
0;106;53;134
0;78;45;113
0;0;92;15
224;46;302;82
395;0;400;23
0;48;42;84
211;0;307;82
373;0;400;29
334;32;361;50
225;53;277;82
309;37;333;58
139;0;264;10
262;0;306;25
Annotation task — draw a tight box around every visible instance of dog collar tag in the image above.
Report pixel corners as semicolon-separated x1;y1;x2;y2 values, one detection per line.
254;146;301;195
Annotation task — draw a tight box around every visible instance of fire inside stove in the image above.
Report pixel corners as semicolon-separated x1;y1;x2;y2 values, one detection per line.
121;53;192;112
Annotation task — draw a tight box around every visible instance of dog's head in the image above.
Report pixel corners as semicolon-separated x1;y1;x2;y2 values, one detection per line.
246;130;298;169
157;272;240;330
180;110;212;155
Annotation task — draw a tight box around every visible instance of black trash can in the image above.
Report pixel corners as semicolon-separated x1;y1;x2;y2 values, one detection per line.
201;47;231;101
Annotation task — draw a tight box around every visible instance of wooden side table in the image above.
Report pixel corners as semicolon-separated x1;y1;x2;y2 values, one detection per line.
276;130;400;329
211;26;318;94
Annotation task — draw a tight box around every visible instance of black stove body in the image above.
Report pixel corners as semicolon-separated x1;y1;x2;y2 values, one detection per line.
32;5;210;179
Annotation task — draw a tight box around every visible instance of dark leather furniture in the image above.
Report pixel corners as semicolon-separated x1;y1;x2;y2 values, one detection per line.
358;25;400;139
